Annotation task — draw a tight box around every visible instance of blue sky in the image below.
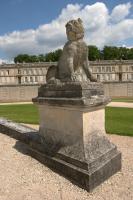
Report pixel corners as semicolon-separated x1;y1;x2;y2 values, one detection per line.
0;0;133;62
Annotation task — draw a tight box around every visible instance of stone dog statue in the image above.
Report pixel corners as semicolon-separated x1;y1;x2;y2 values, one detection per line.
46;18;97;83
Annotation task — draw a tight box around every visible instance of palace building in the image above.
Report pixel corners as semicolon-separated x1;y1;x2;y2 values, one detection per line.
91;60;133;82
0;62;49;85
0;60;133;102
0;60;133;85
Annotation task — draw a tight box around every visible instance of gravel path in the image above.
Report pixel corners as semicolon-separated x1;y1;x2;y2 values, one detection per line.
0;101;133;109
0;126;133;200
107;102;133;108
0;102;32;105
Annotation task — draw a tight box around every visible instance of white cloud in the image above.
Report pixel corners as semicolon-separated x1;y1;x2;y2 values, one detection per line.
0;2;133;60
108;19;133;43
0;58;9;64
110;2;132;23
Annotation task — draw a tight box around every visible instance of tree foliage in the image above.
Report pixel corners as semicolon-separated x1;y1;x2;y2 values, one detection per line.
88;45;101;61
14;46;133;63
103;46;133;60
14;49;62;63
14;54;45;63
45;49;62;62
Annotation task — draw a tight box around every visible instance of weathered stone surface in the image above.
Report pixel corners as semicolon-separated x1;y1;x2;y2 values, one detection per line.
33;82;111;107
46;18;96;83
0;118;121;191
35;103;116;162
33;89;121;191
32;78;121;191
38;82;104;98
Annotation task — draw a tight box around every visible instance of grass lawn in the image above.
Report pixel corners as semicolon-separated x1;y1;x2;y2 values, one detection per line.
0;104;39;124
112;97;133;103
105;107;133;136
0;104;132;136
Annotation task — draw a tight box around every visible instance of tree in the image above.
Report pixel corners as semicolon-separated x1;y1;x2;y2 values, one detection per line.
14;54;31;63
118;47;129;60
88;45;100;61
14;54;45;63
45;49;62;62
127;48;133;59
30;55;39;63
14;46;133;63
38;54;45;62
103;46;119;60
45;52;55;62
54;49;62;61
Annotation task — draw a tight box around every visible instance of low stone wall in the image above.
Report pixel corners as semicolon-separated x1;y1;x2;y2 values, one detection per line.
104;82;133;97
0;84;39;102
0;82;132;102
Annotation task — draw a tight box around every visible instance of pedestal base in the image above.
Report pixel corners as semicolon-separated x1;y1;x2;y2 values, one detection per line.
32;82;121;191
29;147;121;192
0;118;121;192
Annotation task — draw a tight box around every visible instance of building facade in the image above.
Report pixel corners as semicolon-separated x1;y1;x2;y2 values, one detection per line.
0;62;52;85
0;60;133;101
90;60;133;82
0;60;133;85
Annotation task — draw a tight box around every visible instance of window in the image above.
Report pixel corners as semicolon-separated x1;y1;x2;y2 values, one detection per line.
28;70;32;75
26;69;30;75
119;73;122;81
93;67;97;73
39;69;42;74
30;76;33;82
7;70;9;75
102;67;105;72
25;77;28;83
126;67;129;72
97;67;101;73
18;77;21;84
33;69;36;75
119;66;122;72
1;71;4;76
35;76;38;82
106;67;111;72
112;67;115;72
97;74;100;81
102;74;105;81
106;74;110;81
112;74;116;81
131;66;133;71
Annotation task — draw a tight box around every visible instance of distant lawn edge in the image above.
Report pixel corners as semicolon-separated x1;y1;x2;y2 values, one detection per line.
112;97;133;103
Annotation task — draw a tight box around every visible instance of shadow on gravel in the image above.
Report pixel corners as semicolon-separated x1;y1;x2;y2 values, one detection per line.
13;141;30;155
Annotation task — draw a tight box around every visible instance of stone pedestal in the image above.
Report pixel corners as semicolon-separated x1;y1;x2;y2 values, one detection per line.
33;82;121;191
